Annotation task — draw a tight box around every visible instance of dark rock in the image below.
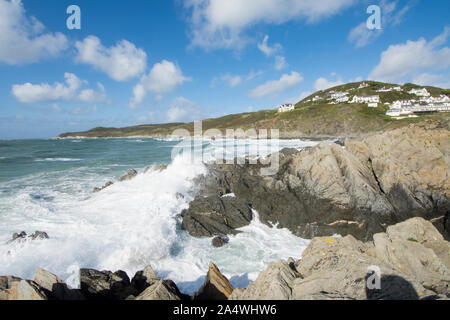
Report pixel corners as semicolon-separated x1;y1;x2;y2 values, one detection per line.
34;268;84;300
185;126;450;241
181;195;253;238
212;236;229;248
12;231;27;241
79;269;135;300
131;266;158;292
120;169;138;182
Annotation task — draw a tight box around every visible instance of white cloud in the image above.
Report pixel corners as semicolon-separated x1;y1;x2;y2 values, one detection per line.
12;73;109;104
0;0;68;65
275;56;288;70
348;0;412;48
314;77;344;91
129;60;191;107
412;73;450;89
211;73;242;87
369;28;450;83
78;83;109;103
258;35;281;56
183;0;357;50
166;97;202;122
248;71;303;98
75;36;147;81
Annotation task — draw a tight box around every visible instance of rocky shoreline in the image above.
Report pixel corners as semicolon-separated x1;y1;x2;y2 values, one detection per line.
2;124;449;300
1;217;449;300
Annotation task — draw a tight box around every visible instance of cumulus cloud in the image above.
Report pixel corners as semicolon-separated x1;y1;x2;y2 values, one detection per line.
0;0;68;65
248;71;303;98
369;28;450;83
314;77;344;91
130;60;191;107
12;73;109;104
413;73;450;89
75;36;147;81
183;0;357;50
348;0;412;48
166;97;202;122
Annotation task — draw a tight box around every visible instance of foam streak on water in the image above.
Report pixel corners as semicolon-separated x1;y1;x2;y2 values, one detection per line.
0;138;320;295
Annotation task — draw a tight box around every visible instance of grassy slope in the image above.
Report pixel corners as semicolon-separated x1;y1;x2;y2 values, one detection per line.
59;81;450;138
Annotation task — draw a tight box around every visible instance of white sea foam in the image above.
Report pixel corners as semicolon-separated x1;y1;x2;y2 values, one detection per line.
0;138;320;295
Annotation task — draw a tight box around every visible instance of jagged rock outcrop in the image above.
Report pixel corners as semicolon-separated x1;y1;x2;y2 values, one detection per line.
231;218;450;300
79;269;134;300
0;278;48;300
181;195;253;238
34;268;83;300
134;279;182;300
93;169;138;193
194;263;234;300
187;126;450;241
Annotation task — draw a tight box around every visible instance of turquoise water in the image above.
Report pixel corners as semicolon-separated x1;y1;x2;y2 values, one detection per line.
0;137;314;294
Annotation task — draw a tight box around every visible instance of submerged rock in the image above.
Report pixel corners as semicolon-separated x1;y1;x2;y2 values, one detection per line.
93;181;113;193
212;236;229;248
8;231;49;244
194;263;234;300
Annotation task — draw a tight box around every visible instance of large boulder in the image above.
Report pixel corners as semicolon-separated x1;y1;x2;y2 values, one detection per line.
79;269;135;300
34;268;84;300
230;261;299;300
232;218;450;300
181;195;253;238
188;126;449;241
194;263;234;300
0;279;48;300
134;279;182;301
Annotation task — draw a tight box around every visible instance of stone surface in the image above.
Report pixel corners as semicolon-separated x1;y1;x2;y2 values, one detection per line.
34;268;84;300
181;195;253;237
0;280;48;300
212;236;229;248
187;126;449;241
230;261;299;300
232;218;450;300
194;263;234;300
135;279;182;300
131;265;158;292
79;269;134;300
119;169;138;182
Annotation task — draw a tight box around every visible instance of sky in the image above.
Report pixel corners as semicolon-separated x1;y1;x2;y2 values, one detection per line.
0;0;449;139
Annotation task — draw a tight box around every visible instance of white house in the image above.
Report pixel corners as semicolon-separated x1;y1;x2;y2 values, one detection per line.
409;88;430;97
368;102;379;108
278;104;295;113
312;96;322;102
377;86;402;92
329;92;349;103
351;95;380;104
358;82;369;89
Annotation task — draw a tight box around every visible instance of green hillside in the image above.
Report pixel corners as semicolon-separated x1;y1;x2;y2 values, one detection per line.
58;81;450;139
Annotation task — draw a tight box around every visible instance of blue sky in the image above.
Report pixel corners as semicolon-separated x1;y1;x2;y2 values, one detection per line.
0;0;449;139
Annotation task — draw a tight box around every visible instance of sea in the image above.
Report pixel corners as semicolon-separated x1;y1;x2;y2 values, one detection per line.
0;137;320;294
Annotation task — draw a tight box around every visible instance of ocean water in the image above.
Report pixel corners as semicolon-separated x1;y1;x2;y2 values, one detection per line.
0;138;318;294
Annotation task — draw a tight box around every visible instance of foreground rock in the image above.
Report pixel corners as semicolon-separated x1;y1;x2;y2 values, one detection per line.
194;263;234;300
230;218;450;300
188;125;450;241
